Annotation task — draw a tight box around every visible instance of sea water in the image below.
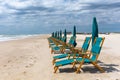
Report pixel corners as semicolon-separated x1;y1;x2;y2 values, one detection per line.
0;34;39;42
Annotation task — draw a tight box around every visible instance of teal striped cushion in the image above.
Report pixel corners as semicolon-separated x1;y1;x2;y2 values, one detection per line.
95;38;102;46
91;45;101;54
55;59;74;66
85;37;90;43
53;54;68;59
82;43;88;51
76;58;91;63
81;37;90;51
52;46;60;50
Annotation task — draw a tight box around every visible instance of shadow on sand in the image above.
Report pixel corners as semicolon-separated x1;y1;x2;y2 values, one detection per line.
59;61;120;73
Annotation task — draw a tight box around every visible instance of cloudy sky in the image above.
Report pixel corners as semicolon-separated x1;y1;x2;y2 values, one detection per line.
0;0;120;34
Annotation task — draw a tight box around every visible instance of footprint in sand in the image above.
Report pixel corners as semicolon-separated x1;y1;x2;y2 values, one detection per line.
34;56;37;59
23;71;27;75
25;63;34;68
8;60;11;63
25;65;29;68
23;56;37;68
20;56;24;58
30;57;33;59
30;56;37;63
33;60;36;63
29;63;34;66
3;65;7;67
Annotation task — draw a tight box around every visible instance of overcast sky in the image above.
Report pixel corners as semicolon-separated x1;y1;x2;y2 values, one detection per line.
0;0;120;34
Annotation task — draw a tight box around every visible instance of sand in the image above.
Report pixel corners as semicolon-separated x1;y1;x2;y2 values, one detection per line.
0;33;120;80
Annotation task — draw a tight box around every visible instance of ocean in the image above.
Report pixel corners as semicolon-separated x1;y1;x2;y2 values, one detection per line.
0;34;39;42
0;24;120;42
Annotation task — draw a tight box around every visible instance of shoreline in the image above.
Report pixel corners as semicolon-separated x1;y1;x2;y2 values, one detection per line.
0;34;50;42
0;32;120;42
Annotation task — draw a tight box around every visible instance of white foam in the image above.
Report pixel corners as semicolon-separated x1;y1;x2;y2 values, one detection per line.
0;34;39;42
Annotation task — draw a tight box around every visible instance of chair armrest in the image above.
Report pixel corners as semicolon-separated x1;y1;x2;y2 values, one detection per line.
86;50;91;54
74;47;82;50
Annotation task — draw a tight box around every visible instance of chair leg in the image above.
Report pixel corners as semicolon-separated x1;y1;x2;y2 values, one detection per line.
54;66;56;70
72;62;76;68
68;55;70;59
76;61;84;73
61;50;64;53
51;49;54;54
52;59;56;65
54;66;59;73
73;55;76;59
91;62;105;73
60;48;64;53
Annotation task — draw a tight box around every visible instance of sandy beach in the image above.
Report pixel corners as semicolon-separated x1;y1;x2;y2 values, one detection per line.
0;33;120;80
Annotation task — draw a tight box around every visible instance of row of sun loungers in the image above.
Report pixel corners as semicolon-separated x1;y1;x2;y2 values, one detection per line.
48;30;105;73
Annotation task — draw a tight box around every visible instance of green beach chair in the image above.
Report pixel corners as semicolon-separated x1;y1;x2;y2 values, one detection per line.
61;36;67;43
50;37;66;54
51;36;76;54
48;37;58;48
47;38;54;47
54;37;105;73
52;37;91;64
61;36;77;53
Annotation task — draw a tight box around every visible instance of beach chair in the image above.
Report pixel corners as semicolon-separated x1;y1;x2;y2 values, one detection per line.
60;36;77;53
67;36;77;47
52;37;91;64
49;36;62;48
47;38;54;47
50;37;66;54
54;37;105;73
61;36;67;43
51;36;76;54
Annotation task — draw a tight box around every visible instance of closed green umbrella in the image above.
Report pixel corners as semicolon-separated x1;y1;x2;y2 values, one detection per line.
57;31;59;39
53;32;54;37
63;29;67;42
73;25;76;37
51;32;53;37
92;17;98;45
64;29;67;37
60;30;62;40
56;31;58;39
55;31;57;38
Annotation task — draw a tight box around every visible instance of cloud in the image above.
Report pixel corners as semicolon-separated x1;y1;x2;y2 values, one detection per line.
2;0;33;9
0;0;120;34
